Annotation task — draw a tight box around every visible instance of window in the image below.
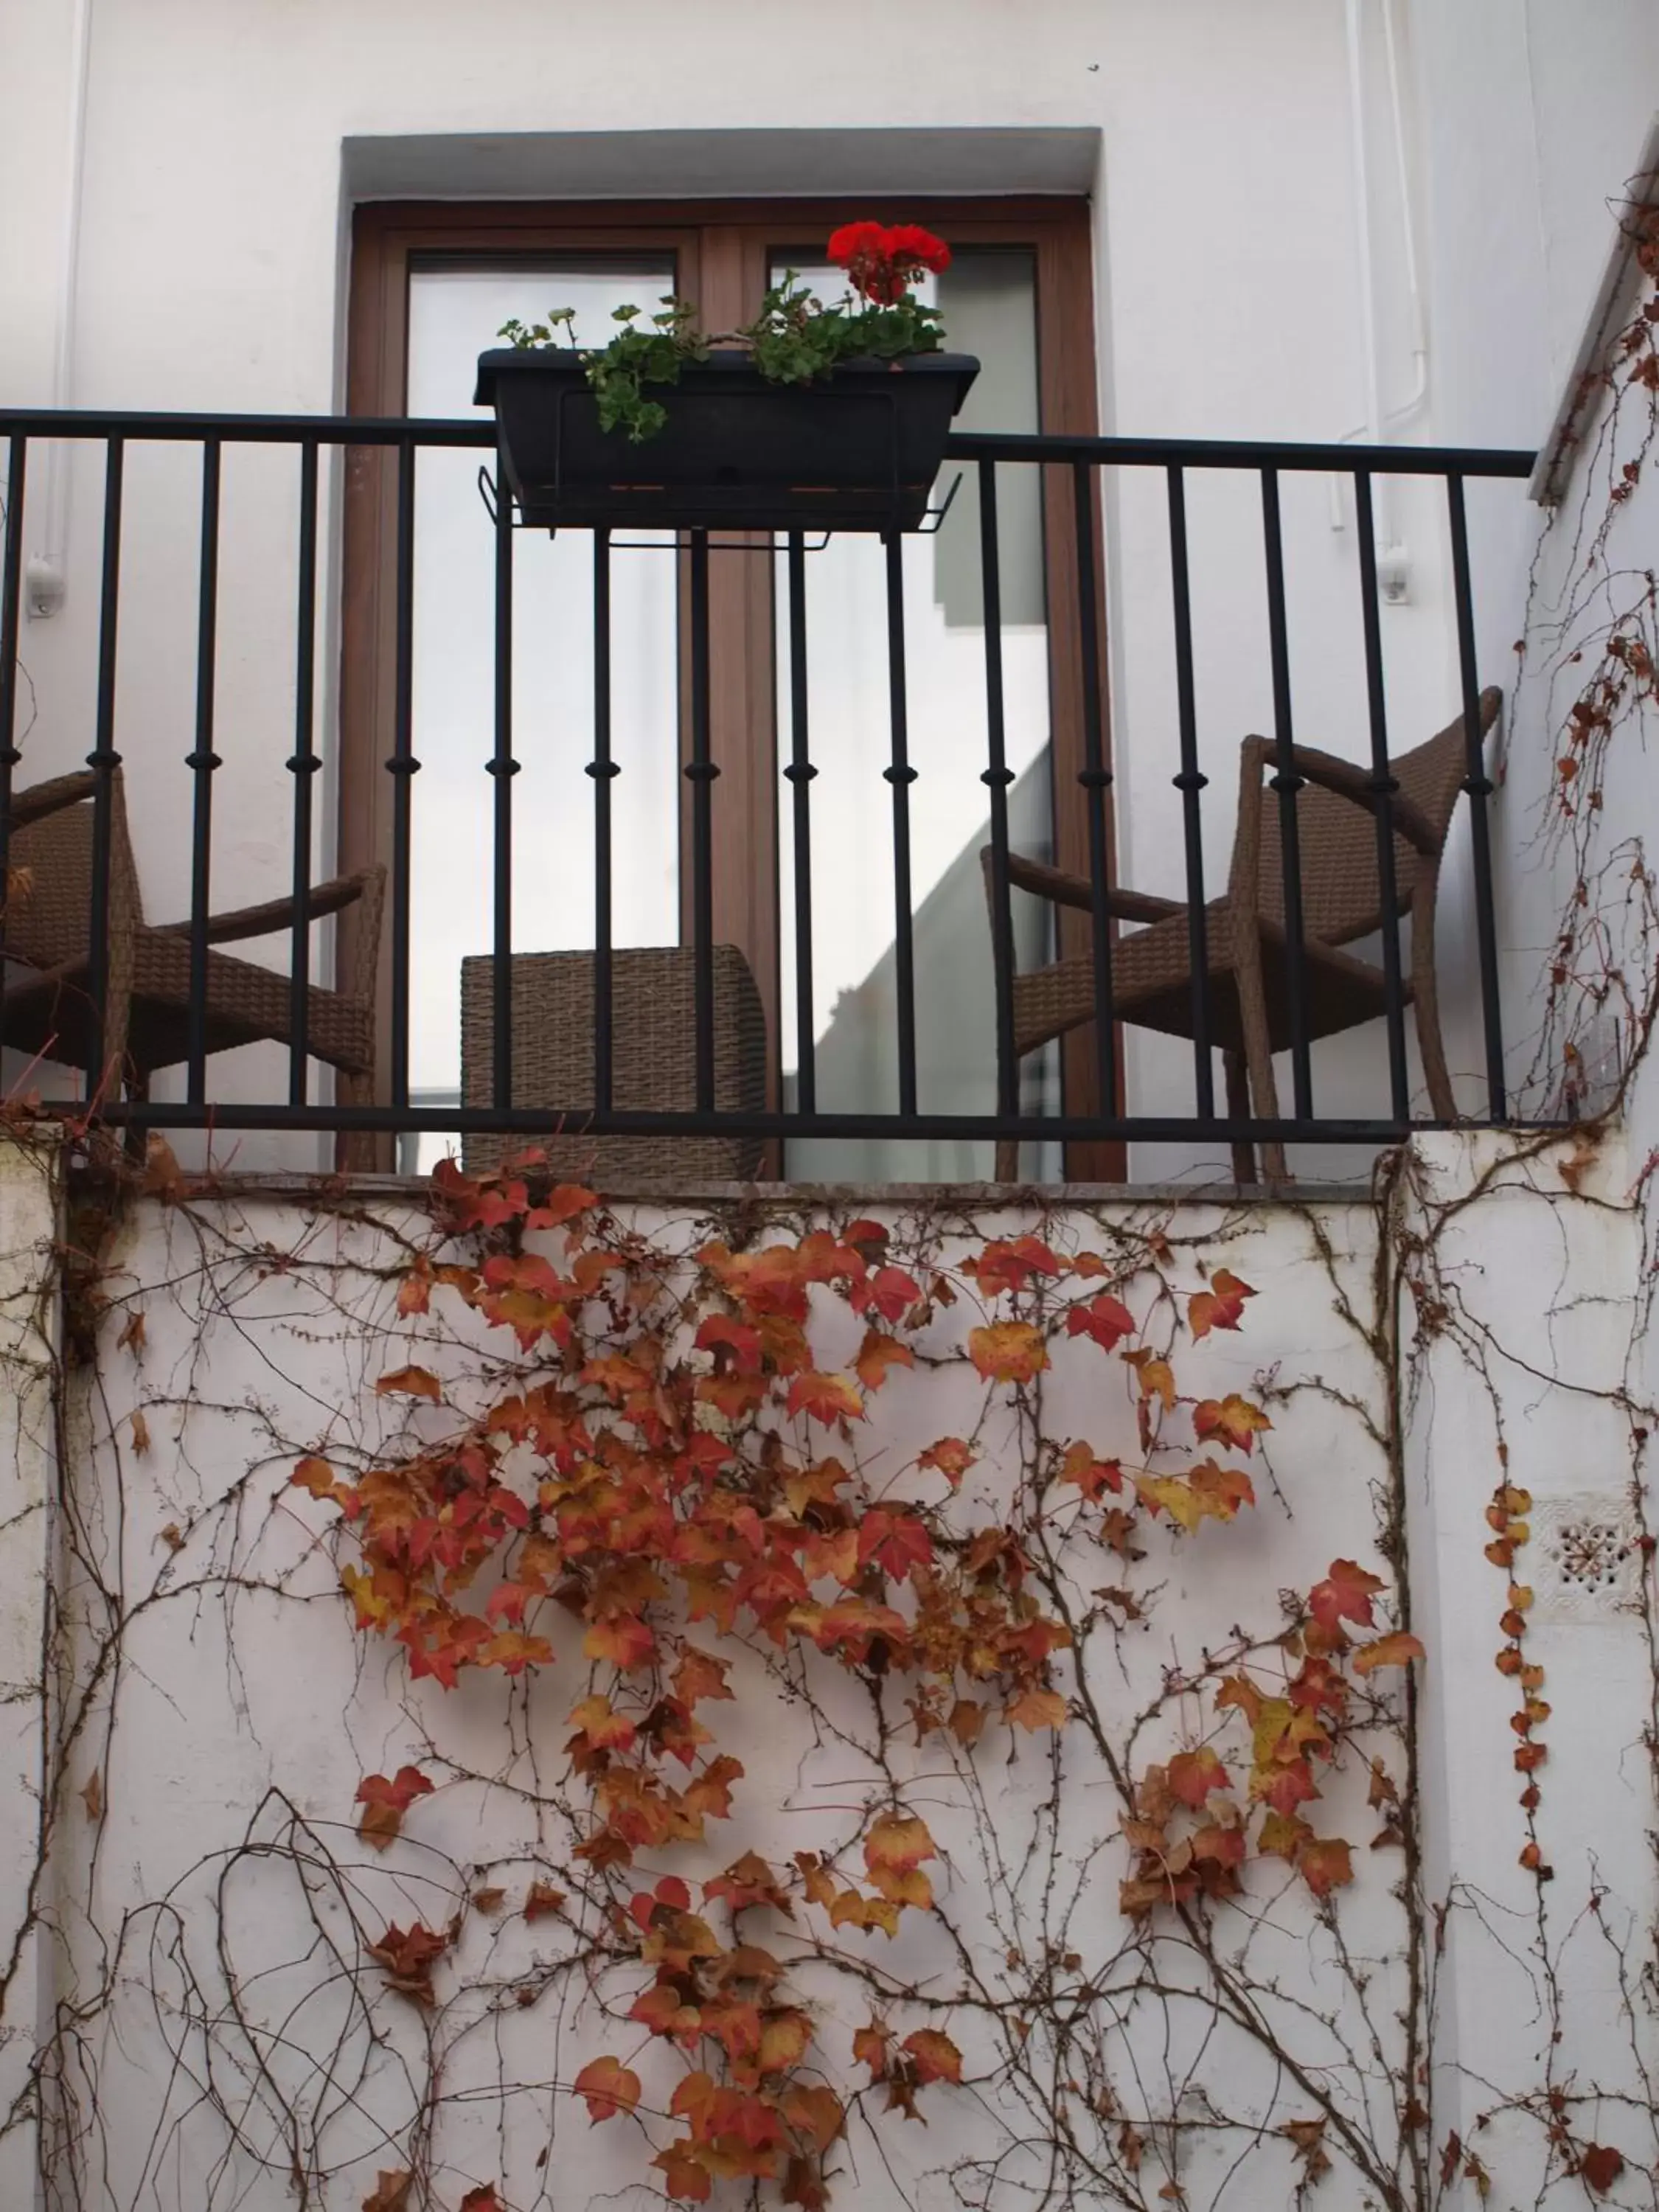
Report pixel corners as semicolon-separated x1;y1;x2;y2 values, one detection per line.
342;199;1116;1177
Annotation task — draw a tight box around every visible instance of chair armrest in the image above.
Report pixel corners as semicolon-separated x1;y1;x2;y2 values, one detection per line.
983;847;1184;925
154;869;376;947
1241;736;1441;855
5;771;98;830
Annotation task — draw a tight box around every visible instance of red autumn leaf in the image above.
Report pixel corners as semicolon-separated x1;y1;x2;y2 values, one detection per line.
858;1509;934;1582
366;1920;451;2004
695;1314;764;1372
573;2054;642;2123
968;1235;1065;1297
355;1765;434;1851
903;2028;963;2084
855;1264;923;1324
918;1436;975;1486
631;1981;702;2040
855;1329;915;1392
786;1371;866;1426
375;1364;443;1402
1065;1292;1135;1352
1580;2143;1625;2194
524;1879;566;1921
458;2191;503;2212
1057;1439;1124;1498
1352;1632;1426;1675
1187;1268;1256;1339
1192;1393;1273;1453
1308;1559;1385;1635
968;1321;1048;1384
1166;1746;1230;1808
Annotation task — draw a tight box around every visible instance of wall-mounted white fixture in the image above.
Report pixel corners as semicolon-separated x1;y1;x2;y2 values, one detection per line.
27;0;94;620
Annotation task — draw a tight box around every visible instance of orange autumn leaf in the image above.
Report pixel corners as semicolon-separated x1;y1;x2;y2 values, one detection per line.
758;2008;813;2074
786;1371;866;1426
968;1321;1048;1385
903;2028;963;2084
360;2174;413;2212
865;1812;938;1874
1351;1632;1425;1675
1192;1393;1273;1454
855;1329;915;1392
573;2054;642;2123
918;1436;975;1486
1006;1685;1068;1731
1297;1834;1354;1899
566;1694;638;1751
375;1364;443;1402
584;1613;657;1669
1121;1346;1176;1410
852;2023;892;2077
291;1455;339;1500
781;2082;844;2152
1187;1268;1256;1339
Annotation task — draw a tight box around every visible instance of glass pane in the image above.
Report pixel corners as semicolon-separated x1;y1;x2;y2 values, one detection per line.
773;248;1059;1181
404;262;681;1171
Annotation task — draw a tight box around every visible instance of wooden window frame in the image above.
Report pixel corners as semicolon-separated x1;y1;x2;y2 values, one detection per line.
341;195;1118;1178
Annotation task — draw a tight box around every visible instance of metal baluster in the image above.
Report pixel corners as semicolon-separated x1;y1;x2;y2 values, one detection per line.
287;438;319;1105
490;431;517;1111
1259;468;1312;1119
0;436;27;1068
687;530;716;1112
185;441;220;1105
86;439;124;1105
1447;473;1506;1118
883;528;918;1119
387;438;417;1117
980;459;1019;1132
1353;470;1410;1121
590;527;615;1113
1073;459;1117;1121
1165;466;1214;1116
784;531;817;1116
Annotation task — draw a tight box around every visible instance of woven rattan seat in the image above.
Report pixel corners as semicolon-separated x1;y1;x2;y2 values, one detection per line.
987;688;1502;1179
1;768;383;1108
459;944;767;1183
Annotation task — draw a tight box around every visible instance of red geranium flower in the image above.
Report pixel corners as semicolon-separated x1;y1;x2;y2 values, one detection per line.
827;220;952;305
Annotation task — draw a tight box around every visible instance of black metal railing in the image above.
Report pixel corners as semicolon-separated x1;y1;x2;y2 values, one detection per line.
0;406;1535;1163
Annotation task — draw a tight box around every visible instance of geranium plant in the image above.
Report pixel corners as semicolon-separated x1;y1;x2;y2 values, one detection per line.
497;221;953;445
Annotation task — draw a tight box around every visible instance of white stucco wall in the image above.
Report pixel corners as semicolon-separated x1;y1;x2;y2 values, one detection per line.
0;1131;1651;2205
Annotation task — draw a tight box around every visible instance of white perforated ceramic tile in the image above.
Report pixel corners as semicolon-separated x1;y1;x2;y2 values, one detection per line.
1528;1493;1644;1621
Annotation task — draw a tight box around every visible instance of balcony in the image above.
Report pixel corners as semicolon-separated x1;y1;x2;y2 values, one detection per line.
0;406;1537;1183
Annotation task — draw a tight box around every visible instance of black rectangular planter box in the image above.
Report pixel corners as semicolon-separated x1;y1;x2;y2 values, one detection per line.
474;347;980;533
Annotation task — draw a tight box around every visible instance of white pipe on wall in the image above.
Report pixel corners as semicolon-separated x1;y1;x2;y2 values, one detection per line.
26;0;94;619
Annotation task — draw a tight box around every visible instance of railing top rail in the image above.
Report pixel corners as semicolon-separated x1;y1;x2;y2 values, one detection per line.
0;406;1537;477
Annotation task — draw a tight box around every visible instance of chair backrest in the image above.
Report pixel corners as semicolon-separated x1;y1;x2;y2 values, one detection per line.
4;772;143;971
1251;689;1500;946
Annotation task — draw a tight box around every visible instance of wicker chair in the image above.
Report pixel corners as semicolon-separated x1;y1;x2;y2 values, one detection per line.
459;943;767;1183
0;768;384;1112
987;688;1502;1182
